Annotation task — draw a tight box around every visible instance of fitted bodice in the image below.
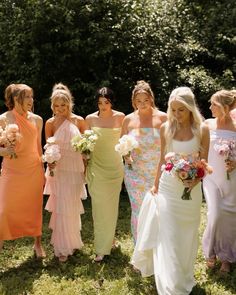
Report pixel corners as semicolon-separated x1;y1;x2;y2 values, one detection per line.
167;136;200;155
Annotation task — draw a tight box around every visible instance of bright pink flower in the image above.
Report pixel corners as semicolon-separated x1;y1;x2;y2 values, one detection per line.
165;162;174;171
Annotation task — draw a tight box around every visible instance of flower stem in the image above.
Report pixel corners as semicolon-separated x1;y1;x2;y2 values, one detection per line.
181;187;192;200
227;171;230;180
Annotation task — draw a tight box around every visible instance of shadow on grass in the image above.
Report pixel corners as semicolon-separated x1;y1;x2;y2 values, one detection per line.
205;262;236;294
126;268;157;295
43;243;131;282
0;256;44;295
191;283;207;294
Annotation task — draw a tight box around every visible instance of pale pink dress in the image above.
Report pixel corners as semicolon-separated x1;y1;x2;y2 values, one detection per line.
44;119;86;258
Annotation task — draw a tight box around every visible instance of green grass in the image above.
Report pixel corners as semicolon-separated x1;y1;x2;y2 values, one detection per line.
0;194;235;295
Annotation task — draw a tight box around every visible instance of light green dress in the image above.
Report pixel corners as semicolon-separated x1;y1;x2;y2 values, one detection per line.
86;127;124;255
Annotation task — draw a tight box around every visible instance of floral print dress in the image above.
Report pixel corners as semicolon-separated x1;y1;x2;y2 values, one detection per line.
124;128;161;242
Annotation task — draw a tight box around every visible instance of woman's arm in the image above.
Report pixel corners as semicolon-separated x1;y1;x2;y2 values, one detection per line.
0;114;17;157
78;117;87;134
45;119;54;141
35;115;43;155
120;116;129;137
85;115;92;130
200;123;210;161
150;124;166;195
0;146;15;157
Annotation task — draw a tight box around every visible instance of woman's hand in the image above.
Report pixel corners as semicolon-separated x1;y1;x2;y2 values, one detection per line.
123;154;133;165
48;162;56;171
182;178;201;191
225;159;236;173
150;185;158;196
0;146;15;157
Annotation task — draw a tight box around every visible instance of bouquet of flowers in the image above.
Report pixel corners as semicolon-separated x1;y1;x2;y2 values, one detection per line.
42;137;61;176
115;134;139;169
0;123;21;159
163;152;212;200
214;139;236;180
71;130;98;160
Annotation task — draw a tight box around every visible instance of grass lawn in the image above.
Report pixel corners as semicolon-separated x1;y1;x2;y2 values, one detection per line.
0;193;235;295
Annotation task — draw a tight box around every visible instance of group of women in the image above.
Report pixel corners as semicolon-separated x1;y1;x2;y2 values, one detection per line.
0;81;235;295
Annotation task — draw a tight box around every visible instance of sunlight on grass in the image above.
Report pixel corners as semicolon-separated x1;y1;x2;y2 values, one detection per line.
0;195;235;295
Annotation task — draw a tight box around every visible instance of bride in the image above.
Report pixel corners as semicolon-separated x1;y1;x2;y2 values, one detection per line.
131;87;210;295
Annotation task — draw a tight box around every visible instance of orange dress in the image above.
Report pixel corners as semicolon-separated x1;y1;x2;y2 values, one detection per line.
0;109;44;240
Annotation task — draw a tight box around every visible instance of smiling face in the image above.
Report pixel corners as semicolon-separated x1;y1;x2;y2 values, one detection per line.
170;100;191;124
23;89;34;112
52;97;70;117
134;92;152;110
14;88;34;113
209;99;224;118
98;96;112;112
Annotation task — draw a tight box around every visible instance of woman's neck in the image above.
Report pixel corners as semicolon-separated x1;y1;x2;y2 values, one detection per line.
137;107;153;117
178;122;191;130
13;107;27;117
98;109;113;118
216;115;233;126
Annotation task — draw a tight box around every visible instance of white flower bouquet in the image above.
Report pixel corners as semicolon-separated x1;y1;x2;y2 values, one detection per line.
71;130;98;159
42;136;61;176
115;134;139;169
0;123;21;159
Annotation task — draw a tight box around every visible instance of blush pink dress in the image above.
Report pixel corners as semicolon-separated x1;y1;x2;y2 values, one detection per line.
44;119;86;258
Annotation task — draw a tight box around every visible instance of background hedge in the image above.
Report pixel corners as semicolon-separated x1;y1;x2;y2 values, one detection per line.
0;0;235;119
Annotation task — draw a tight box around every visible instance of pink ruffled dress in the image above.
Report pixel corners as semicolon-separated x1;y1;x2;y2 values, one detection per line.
44;119;86;258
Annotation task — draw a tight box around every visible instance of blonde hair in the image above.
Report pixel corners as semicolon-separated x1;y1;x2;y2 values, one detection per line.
165;87;203;149
131;80;156;110
4;83;33;110
52;82;72;96
211;90;236;116
50;89;74;115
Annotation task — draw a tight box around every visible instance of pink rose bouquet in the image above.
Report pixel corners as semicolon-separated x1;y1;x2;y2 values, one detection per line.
162;152;212;200
0;123;21;159
42;137;61;176
214;139;236;180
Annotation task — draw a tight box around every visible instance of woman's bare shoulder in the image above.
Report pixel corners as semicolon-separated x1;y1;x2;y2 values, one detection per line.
0;112;8;126
85;112;99;120
124;111;135;119
0;112;8;120
204;118;215;128
113;110;125;117
30;112;43;122
155;109;167;120
0;111;11;125
71;113;84;122
45;117;55;126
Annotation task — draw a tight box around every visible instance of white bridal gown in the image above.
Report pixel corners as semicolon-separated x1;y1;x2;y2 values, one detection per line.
131;136;202;295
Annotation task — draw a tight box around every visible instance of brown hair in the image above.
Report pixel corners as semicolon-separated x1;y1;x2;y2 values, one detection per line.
131;80;156;110
211;89;236;113
4;83;33;110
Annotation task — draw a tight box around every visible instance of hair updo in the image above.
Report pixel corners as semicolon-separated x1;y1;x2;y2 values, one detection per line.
211;89;236;112
95;87;115;105
4;83;33;110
